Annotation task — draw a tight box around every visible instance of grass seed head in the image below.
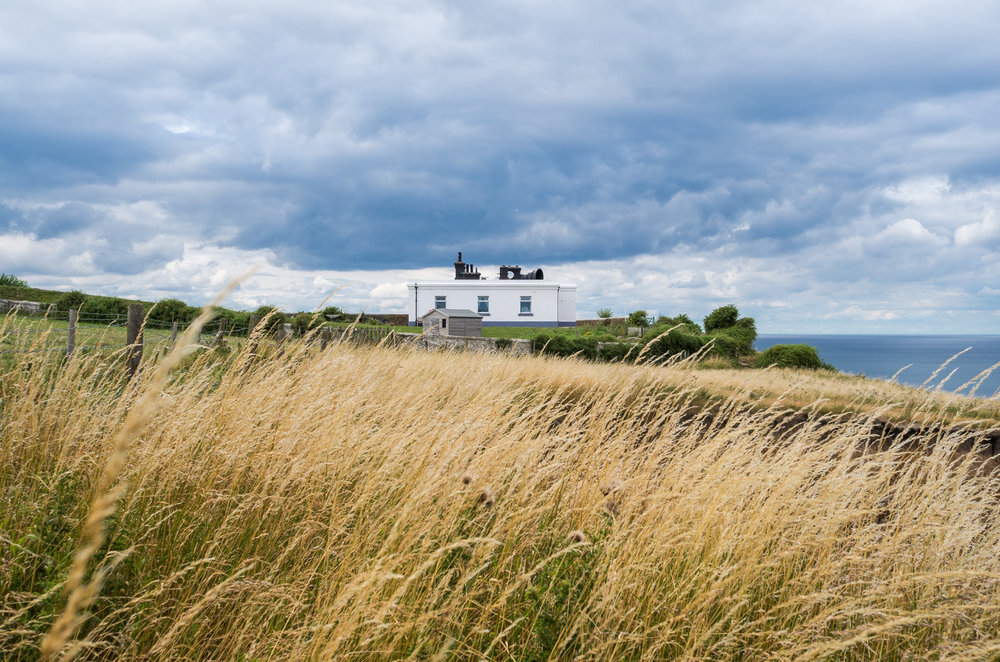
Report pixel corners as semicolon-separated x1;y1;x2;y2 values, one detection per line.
600;478;623;496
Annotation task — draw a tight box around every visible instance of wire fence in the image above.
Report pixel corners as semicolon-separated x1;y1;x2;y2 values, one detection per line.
2;304;406;367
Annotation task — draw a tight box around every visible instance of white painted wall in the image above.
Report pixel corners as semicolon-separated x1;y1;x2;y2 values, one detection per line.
407;281;577;326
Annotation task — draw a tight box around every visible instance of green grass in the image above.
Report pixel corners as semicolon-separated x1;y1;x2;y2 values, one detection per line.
329;323;580;339
1;315;241;358
482;326;578;339
0;285;73;305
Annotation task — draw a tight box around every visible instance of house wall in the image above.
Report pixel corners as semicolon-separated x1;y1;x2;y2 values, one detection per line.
406;282;577;327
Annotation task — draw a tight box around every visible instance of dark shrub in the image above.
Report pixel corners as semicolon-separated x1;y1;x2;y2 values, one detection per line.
653;315;702;335
215;308;251;335
707;325;757;358
148;298;198;325
0;273;28;287
755;344;835;371
253;305;289;332
321;305;345;320
641;328;707;361
55;290;87;312
532;333;598;360
291;312;324;335
627;310;651;328
703;305;739;333
599;342;634;362
79;296;130;323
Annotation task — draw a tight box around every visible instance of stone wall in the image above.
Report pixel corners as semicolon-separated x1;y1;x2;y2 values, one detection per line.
577;317;626;327
398;332;532;356
0;299;45;314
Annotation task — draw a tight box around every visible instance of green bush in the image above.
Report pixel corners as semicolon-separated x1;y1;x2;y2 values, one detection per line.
291;312;324;335
79;296;131;323
596;308;613;319
653;314;702;335
640;328;707;361
627;310;651;328
253;305;289;332
532;333;599;360
55;290;87;312
0;273;28;287
215;308;252;335
703;305;739;333
755;344;834;371
494;338;513;351
707;325;757;358
148;298;198;325
321;305;345;320
599;342;634;362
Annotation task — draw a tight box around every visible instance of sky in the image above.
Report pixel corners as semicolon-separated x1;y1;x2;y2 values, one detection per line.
2;1;999;333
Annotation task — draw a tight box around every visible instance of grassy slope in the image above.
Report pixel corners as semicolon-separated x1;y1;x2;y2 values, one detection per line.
7;314;1000;424
0;285;71;305
2;329;999;660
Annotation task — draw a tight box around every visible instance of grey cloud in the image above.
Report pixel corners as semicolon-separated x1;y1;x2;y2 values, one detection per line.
2;1;1000;330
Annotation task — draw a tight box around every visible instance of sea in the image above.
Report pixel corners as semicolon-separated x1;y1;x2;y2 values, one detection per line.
754;335;1000;399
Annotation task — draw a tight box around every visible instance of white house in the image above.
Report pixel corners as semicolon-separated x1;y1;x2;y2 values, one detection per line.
407;253;577;327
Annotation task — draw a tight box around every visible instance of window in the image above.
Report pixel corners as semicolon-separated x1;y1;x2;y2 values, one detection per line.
519;295;532;315
435;295;446;309
477;295;489;314
441;318;447;329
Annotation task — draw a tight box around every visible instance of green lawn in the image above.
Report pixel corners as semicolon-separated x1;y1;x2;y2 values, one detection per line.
328;322;592;340
481;326;579;339
1;315;238;357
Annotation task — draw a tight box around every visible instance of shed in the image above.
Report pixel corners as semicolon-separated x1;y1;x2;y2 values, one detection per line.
420;308;483;337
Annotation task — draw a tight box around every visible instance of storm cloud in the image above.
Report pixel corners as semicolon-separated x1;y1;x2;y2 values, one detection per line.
2;0;999;331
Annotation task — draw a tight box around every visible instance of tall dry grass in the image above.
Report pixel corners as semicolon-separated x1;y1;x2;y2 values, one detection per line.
2;318;999;660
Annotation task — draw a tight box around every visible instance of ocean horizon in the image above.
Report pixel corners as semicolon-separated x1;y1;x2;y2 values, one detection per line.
755;334;1000;398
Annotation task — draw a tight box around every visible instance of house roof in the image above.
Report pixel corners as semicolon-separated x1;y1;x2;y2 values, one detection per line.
421;308;483;319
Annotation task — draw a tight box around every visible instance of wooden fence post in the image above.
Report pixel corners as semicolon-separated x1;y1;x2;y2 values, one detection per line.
244;314;262;357
126;303;143;378
276;323;292;357
67;309;77;356
214;318;228;346
171;320;178;344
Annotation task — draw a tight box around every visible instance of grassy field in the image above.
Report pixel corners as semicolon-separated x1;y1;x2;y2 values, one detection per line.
330;322;579;339
0;315;235;358
2;311;1000;660
481;326;578;339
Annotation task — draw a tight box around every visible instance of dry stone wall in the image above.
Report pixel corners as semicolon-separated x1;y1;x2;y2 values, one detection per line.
398;332;532;356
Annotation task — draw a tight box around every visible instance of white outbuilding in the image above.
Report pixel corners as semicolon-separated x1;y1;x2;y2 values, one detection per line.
407;253;577;328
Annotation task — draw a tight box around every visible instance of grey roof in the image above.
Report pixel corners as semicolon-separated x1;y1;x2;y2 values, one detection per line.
421;308;483;319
